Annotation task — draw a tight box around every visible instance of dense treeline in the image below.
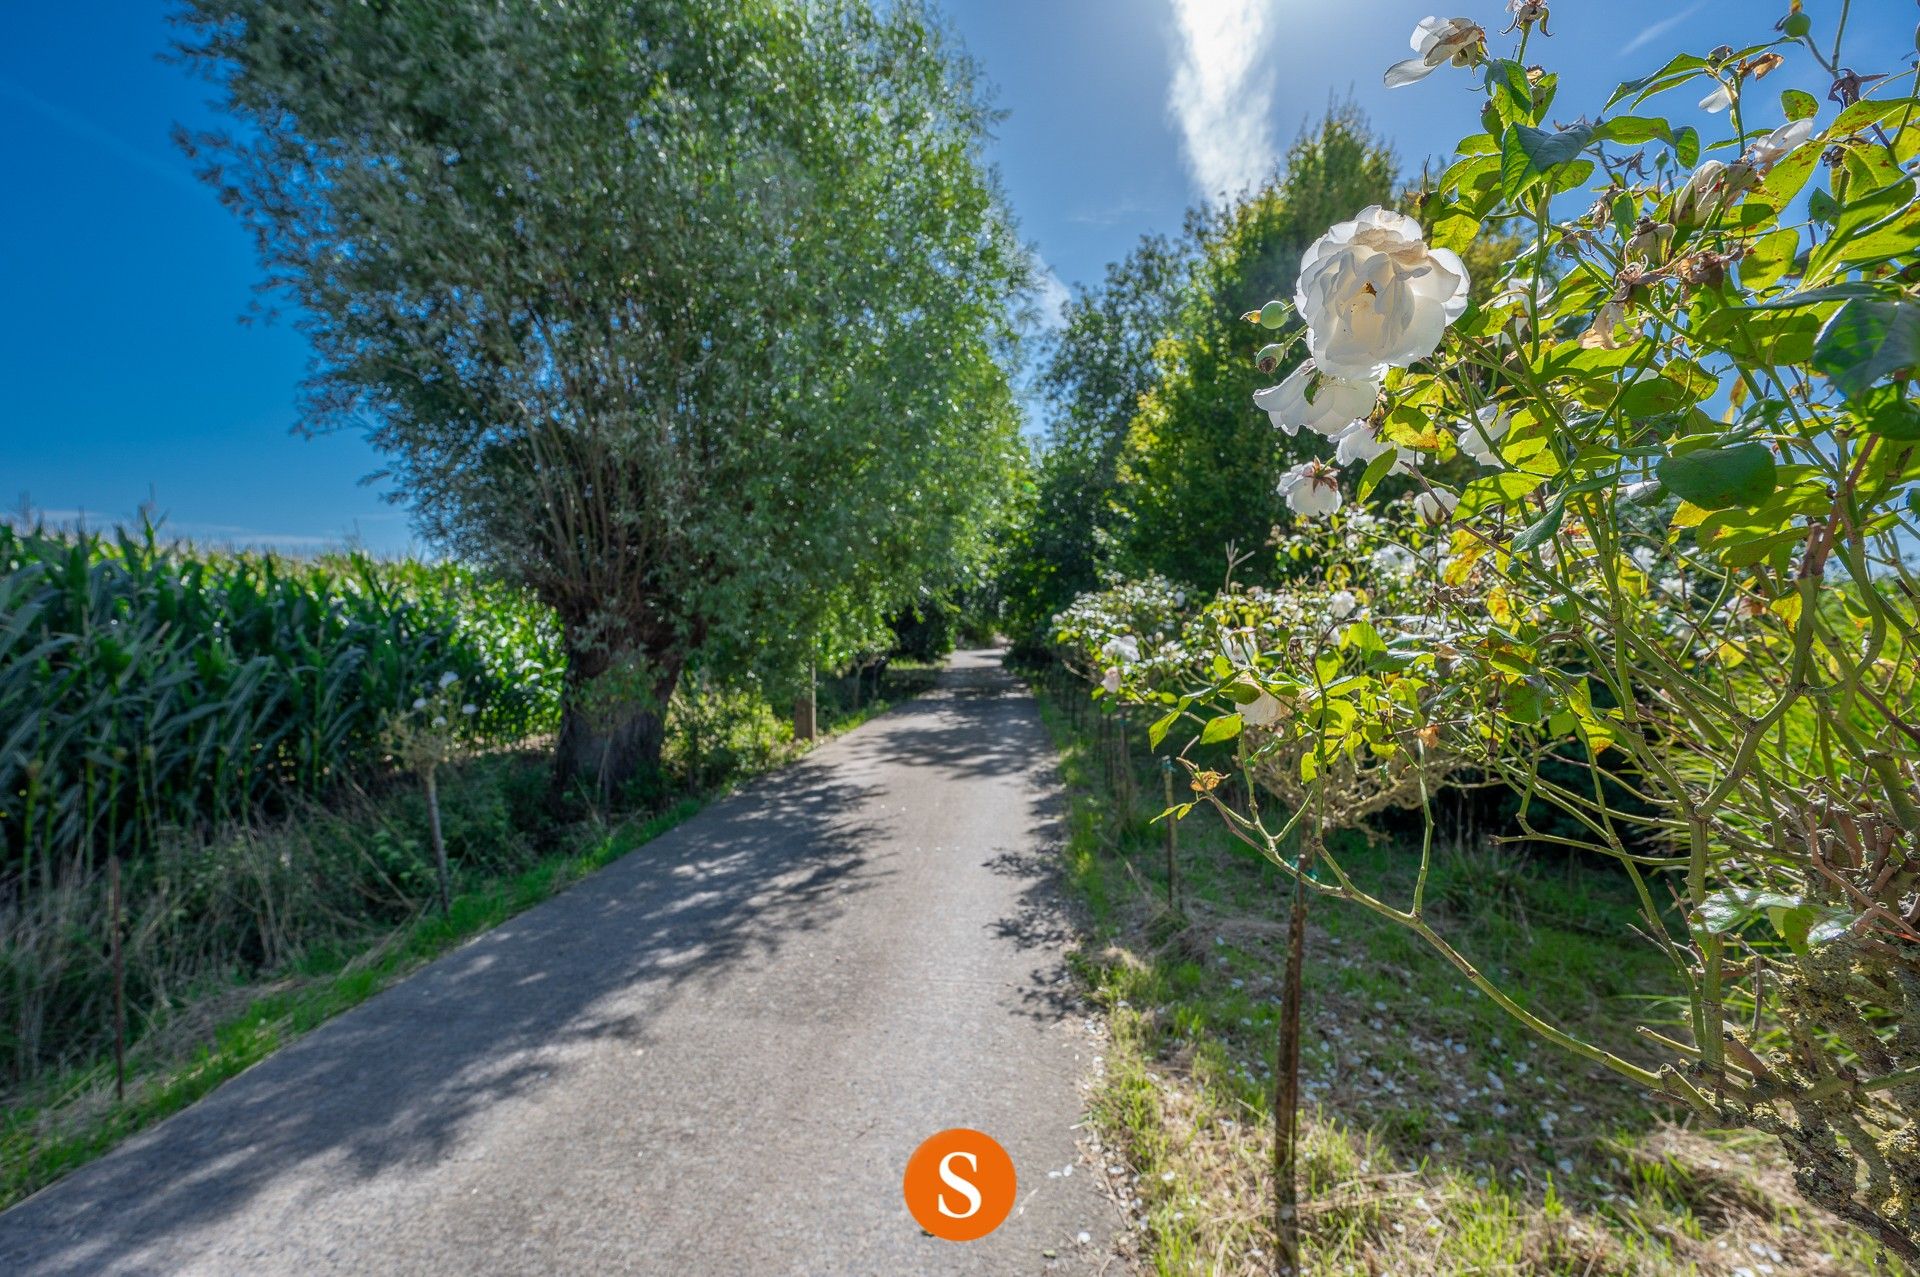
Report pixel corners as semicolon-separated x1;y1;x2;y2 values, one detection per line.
1001;106;1519;655
1001;110;1397;652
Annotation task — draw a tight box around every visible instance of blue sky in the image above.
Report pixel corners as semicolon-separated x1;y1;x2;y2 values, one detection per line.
2;1;1907;556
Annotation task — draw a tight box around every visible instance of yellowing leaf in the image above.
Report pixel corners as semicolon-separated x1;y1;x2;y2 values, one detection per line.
1671;500;1711;529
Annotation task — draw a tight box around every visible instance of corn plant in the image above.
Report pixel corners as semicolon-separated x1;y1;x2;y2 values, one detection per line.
0;523;559;910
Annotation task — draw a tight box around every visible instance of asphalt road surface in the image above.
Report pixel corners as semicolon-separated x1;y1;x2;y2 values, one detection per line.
0;650;1119;1275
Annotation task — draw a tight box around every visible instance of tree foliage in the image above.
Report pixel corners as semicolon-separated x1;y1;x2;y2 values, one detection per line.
1110;109;1398;588
176;0;1026;793
1001;109;1402;654
1000;232;1191;652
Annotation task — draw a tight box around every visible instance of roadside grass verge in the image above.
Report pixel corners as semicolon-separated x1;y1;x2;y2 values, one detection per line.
0;664;937;1210
1032;671;1902;1276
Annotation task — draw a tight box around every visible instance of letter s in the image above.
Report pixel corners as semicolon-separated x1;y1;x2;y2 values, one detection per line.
936;1151;982;1219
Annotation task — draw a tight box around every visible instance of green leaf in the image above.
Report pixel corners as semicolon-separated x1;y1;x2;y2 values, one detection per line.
1607;53;1707;110
1356;447;1400;502
1739;227;1798;292
1619;361;1718;415
1813;300;1920;400
1429;207;1481;254
1343;619;1386;655
1747;282;1883;309
1512;494;1565;550
1752;142;1822;217
1781;89;1818;121
1830;95;1914;138
1460;469;1547;516
1514;121;1595;171
1658;444;1777;509
1672;125;1701;169
1148;710;1179;749
1835;177;1918;243
1768;902;1854;955
1857;387;1920;441
1696;888;1800;934
1199;713;1243;745
1596;116;1698;165
1834;198;1920;273
1694;305;1824;367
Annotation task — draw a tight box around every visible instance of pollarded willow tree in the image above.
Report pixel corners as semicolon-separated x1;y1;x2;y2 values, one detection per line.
175;0;1027;795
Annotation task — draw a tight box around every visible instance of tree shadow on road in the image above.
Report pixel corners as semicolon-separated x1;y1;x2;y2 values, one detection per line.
0;758;889;1273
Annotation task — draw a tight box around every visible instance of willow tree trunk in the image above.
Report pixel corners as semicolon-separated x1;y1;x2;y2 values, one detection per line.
552;647;686;803
794;659;818;743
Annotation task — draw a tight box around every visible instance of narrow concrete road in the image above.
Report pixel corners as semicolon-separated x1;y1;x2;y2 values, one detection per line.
0;651;1119;1275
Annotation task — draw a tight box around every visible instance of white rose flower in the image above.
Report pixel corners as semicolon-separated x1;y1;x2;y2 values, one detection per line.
1630;546;1659;574
1384;17;1487;88
1243;690;1285;727
438;670;459;689
1579;298;1631;350
1698;82;1734;113
1675;157;1766;228
1101;635;1141;666
1280;460;1344;518
1331;420;1421;474
1253;362;1381;438
412;697;428;711
1328;590;1357;620
1221;630;1260;668
1413;489;1459;524
1455;406;1509;466
1744;118;1815;172
1372;544;1415;576
1295;207;1470;379
1101;666;1122;694
1674;160;1728;224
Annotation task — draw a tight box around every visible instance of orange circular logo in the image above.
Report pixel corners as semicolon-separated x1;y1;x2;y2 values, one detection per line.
902;1128;1016;1241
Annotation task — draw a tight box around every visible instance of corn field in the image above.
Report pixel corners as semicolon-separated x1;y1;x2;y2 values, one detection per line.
0;522;561;889
0;522;563;1083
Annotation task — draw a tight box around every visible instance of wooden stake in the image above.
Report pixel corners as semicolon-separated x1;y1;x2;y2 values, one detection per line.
1162;759;1179;912
109;855;125;1104
1272;827;1318;1276
425;767;450;917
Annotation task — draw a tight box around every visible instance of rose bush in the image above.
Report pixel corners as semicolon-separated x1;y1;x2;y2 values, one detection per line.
1065;2;1920;1264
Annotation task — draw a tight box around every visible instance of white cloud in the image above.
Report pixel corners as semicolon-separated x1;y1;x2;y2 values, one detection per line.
1036;262;1072;329
1167;0;1280;202
1022;251;1072;330
1621;1;1706;56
